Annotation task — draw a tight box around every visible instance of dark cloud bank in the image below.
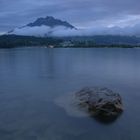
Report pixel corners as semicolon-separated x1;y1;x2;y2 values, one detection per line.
0;0;140;36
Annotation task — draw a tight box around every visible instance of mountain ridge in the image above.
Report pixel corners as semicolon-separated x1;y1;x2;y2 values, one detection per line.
26;16;76;29
7;16;140;37
7;16;77;36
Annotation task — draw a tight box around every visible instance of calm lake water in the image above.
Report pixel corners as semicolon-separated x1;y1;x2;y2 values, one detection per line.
0;48;140;140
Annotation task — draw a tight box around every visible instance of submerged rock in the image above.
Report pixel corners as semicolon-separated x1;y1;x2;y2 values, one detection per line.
55;92;89;118
76;87;123;121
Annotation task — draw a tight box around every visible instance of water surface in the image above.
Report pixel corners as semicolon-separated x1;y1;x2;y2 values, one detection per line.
0;48;140;140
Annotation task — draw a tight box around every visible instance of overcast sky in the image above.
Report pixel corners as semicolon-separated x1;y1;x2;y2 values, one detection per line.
0;0;140;33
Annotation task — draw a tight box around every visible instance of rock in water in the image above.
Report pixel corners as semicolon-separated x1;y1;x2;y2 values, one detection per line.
75;87;123;121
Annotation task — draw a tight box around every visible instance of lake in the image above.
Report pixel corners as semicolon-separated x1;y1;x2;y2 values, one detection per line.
0;47;140;140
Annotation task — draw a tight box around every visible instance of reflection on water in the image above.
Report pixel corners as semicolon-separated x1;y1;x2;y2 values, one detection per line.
0;48;140;140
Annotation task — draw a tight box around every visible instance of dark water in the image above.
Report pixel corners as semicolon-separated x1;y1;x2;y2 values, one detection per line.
0;48;140;140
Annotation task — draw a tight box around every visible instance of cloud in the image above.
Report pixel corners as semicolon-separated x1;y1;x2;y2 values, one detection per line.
9;26;81;36
8;24;140;37
10;26;51;36
1;0;140;35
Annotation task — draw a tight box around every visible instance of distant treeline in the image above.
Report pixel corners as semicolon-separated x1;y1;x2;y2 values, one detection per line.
0;35;140;48
60;35;140;45
0;35;62;48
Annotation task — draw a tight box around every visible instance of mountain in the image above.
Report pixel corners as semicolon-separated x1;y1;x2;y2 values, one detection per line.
8;16;76;36
26;16;76;29
7;16;140;37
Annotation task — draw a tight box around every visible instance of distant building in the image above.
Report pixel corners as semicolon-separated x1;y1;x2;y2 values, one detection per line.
60;41;74;47
48;45;54;48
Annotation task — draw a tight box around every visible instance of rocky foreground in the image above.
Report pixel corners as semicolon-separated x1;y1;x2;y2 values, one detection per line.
75;87;123;121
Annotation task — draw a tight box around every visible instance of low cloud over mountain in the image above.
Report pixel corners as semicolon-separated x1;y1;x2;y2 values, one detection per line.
8;16;140;37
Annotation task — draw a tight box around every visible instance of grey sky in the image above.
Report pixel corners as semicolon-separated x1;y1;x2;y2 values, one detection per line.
0;0;140;33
